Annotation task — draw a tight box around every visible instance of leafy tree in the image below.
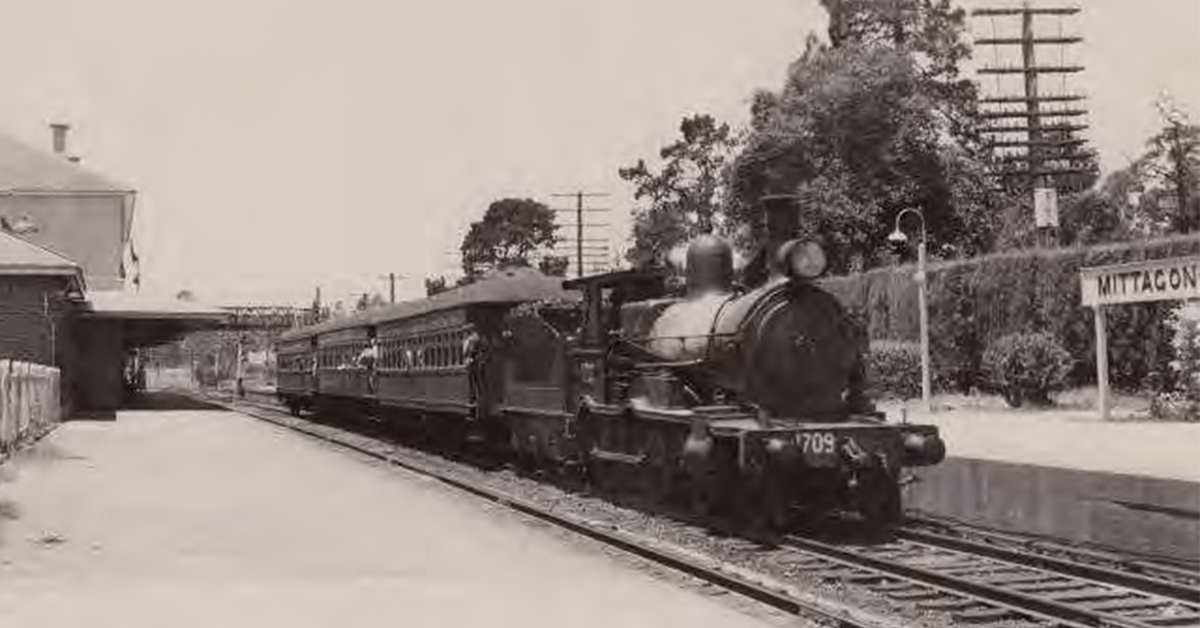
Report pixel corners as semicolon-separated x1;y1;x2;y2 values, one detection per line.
1057;189;1128;246
460;198;558;278
1078;102;1200;241
730;21;1002;272
1137;102;1199;234
619;114;740;268
355;293;387;311
425;276;450;296
538;254;570;277
820;0;971;75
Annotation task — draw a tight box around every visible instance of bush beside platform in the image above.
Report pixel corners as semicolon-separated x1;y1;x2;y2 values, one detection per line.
829;234;1200;405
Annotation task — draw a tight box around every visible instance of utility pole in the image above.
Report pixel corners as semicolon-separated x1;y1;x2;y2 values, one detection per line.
378;273;406;303
551;191;610;277
974;3;1089;247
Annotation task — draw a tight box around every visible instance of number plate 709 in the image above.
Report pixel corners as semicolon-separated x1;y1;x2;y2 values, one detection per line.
798;432;837;455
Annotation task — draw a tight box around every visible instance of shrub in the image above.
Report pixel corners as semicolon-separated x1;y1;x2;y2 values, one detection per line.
1169;306;1200;402
1149;392;1199;421
821;234;1200;392
866;341;922;400
982;332;1073;408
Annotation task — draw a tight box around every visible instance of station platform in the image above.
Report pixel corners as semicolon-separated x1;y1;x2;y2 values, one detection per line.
0;393;772;628
879;398;1200;561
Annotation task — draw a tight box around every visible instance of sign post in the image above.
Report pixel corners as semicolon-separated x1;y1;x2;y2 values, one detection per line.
1080;256;1200;419
1093;305;1109;420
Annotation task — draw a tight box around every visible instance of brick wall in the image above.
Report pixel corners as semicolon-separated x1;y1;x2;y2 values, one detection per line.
0;275;78;414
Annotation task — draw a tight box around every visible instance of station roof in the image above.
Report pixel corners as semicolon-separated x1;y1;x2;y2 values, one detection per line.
85;290;230;320
0;133;130;193
0;230;82;277
83;290;231;347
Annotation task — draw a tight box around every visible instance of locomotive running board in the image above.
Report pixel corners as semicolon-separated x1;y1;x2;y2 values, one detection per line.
589;448;646;465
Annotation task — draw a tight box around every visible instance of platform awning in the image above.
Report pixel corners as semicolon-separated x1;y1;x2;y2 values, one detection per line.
83;290;231;347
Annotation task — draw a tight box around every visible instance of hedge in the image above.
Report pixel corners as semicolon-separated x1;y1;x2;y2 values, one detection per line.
822;234;1200;392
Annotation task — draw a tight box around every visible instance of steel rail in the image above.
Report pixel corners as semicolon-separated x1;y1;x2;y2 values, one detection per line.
199;392;900;628
783;534;1197;628
896;526;1200;605
903;514;1200;587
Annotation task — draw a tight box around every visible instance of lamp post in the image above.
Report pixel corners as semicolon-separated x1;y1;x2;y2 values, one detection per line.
888;208;932;413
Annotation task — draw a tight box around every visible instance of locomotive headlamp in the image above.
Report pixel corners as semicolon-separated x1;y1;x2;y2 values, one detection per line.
781;240;827;280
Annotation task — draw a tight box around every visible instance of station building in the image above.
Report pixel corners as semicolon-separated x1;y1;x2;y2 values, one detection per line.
1;124;226;416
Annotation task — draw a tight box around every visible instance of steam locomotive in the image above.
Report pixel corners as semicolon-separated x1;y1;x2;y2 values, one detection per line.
276;197;945;527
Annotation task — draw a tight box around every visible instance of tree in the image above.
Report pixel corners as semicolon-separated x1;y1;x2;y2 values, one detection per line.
820;0;971;77
424;276;450;296
1057;189;1128;246
538;255;570;277
729;22;1002;272
619;114;740;268
355;293;387;311
1082;102;1200;240
460;198;558;278
1138;102;1200;234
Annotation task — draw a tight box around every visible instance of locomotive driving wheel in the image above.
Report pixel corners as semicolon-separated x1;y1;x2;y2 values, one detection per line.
639;431;675;502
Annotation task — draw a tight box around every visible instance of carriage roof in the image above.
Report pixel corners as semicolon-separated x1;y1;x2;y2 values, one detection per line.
277;268;578;342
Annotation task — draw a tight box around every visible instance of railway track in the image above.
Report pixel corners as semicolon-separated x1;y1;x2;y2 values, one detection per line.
200;389;1200;628
902;516;1200;593
779;533;1200;628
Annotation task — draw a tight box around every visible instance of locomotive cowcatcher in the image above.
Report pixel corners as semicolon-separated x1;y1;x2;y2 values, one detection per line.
276;196;945;527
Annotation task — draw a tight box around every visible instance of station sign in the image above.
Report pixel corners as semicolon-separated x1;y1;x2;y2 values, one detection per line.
1080;256;1200;306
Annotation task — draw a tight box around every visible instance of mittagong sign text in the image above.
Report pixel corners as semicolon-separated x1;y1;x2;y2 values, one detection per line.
1080;256;1200;306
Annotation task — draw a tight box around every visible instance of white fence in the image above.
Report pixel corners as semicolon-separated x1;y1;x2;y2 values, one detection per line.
0;360;61;455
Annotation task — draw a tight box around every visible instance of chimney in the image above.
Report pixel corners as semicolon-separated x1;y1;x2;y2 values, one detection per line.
50;123;70;154
760;194;801;276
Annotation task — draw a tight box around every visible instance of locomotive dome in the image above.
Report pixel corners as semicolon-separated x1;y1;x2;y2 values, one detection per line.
685;234;734;295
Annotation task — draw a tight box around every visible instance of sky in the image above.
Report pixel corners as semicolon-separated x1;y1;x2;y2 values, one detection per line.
0;0;1196;307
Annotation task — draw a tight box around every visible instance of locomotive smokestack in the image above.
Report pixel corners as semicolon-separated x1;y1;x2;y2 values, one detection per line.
761;195;800;277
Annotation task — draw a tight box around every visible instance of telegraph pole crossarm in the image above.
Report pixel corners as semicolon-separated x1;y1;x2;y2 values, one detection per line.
552;191;610;278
